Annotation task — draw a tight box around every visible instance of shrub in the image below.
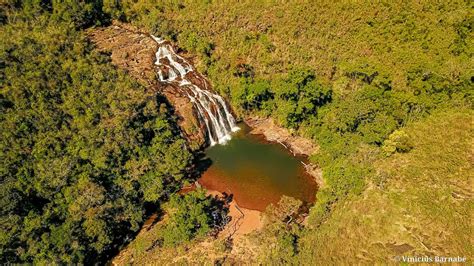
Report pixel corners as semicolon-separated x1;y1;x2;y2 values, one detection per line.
382;130;412;156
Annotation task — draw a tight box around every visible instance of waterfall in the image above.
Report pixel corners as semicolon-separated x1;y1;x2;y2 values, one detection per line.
151;35;239;145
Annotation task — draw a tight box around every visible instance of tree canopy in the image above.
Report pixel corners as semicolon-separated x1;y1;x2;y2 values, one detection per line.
1;0;472;264
0;2;191;263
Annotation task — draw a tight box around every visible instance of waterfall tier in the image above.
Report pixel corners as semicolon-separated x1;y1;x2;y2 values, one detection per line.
151;35;239;146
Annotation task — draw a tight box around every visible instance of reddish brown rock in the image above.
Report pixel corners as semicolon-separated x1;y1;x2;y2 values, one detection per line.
88;22;206;148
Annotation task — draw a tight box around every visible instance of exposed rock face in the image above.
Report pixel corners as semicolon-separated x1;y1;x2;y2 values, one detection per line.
88;22;206;148
245;116;324;187
88;22;323;185
245;117;319;156
152;38;240;145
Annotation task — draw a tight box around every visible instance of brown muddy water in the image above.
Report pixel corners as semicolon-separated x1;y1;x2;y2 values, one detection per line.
198;123;318;211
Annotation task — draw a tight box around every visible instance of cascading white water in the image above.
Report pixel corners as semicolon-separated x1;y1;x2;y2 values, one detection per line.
151;35;239;145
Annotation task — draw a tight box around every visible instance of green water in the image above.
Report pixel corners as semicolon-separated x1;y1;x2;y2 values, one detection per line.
198;123;317;211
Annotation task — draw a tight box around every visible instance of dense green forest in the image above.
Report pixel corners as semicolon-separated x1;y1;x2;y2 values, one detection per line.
0;1;200;263
107;1;472;262
1;0;472;264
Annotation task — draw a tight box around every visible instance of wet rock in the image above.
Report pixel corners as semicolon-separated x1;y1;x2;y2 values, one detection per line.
88;21;206;148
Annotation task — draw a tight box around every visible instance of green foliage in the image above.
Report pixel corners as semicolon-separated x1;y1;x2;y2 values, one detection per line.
316;84;401;145
250;196;303;264
233;79;273;112
113;2;472;263
308;160;369;227
103;0;177;36
299;109;473;263
179;31;213;57
178;31;214;72
5;0;108;28
273;69;332;129
265;195;302;223
231;69;331;128
382;130;412;156
255;224;299;264
50;0;108;28
0;3;191;264
1;0;473;264
160;190;212;247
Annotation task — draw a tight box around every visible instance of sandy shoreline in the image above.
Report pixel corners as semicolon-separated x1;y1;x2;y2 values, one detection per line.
206;189;263;239
180;184;264;237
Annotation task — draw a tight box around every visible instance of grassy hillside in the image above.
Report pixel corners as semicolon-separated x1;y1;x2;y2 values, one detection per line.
299;109;473;263
1;0;472;264
112;1;472;101
106;0;473;263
